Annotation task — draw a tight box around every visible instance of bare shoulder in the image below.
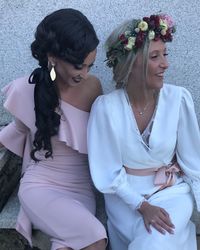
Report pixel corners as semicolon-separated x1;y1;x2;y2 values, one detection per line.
82;74;103;110
85;74;103;97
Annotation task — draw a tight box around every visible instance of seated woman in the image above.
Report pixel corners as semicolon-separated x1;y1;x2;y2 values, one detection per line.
88;13;200;250
0;8;107;250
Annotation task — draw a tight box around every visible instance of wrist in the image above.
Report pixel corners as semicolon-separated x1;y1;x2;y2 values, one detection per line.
138;201;150;213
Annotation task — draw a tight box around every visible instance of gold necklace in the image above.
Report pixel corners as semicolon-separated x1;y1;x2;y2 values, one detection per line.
130;101;153;115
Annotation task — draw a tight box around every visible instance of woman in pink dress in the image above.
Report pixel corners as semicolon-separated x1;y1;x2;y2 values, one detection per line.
0;8;107;250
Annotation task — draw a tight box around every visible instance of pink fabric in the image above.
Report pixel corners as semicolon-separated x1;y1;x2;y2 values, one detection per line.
0;77;106;248
1;76;88;154
124;162;182;198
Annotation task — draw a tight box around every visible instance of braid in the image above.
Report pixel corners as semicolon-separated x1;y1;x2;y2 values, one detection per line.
29;67;60;161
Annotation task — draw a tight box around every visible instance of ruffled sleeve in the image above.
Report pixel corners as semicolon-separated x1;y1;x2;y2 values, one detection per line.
176;87;200;211
1;77;36;130
87;95;145;210
0;77;34;173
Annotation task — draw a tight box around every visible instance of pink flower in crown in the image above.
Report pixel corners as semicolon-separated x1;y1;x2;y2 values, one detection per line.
135;31;146;48
148;15;160;29
119;34;128;44
162;30;173;42
160;14;174;28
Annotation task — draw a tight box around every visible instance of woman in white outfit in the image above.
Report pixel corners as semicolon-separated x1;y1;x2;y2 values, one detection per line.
87;14;200;250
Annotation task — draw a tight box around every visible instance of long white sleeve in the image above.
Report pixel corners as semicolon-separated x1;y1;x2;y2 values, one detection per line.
87;95;145;210
176;87;200;211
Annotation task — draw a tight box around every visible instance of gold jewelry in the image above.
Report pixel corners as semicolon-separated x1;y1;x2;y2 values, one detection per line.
50;63;56;81
131;101;152;115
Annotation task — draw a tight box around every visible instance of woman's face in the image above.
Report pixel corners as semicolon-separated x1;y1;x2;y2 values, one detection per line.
51;49;97;87
131;39;169;90
146;39;169;90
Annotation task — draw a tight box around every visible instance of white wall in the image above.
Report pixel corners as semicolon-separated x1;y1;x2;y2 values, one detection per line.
0;0;200;123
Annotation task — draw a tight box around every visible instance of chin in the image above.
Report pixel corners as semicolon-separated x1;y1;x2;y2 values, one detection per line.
154;80;164;90
69;81;82;87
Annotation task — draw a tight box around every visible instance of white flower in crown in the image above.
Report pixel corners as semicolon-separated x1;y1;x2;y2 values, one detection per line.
124;30;131;36
161;29;167;36
138;21;148;31
148;30;155;40
124;36;136;50
135;27;140;33
160;19;168;31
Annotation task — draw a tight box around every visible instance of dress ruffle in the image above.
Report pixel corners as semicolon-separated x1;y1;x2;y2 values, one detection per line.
1;76;89;155
0;76;90;245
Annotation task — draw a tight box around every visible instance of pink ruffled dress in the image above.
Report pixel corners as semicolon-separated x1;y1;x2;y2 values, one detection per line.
0;76;106;250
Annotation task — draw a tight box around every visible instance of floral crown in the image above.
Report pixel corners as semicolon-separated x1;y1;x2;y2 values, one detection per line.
106;14;176;68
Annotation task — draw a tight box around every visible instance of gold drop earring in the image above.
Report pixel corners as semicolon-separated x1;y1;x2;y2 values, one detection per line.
50;62;56;81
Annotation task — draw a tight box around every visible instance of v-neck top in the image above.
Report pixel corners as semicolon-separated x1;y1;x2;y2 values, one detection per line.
88;84;200;211
123;89;158;147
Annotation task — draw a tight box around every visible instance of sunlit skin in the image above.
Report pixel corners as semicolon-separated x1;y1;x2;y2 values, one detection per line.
127;39;169;99
48;49;102;113
49;49;97;88
146;40;169;90
126;39;169;133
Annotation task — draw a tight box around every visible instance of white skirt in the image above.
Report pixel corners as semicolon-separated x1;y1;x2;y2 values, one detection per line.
104;174;196;250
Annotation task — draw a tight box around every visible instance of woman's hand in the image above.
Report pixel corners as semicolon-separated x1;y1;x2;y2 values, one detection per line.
138;201;175;235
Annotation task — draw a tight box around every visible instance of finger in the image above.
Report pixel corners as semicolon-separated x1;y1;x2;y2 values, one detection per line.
160;208;170;217
144;219;152;234
150;219;166;235
160;213;175;229
157;218;174;234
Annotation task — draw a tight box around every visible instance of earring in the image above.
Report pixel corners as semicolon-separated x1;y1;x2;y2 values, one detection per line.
50;63;56;81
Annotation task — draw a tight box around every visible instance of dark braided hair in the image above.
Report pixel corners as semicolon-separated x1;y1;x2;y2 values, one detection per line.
29;9;99;161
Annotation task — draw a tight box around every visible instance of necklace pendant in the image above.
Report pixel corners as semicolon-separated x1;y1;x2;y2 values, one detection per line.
139;111;143;115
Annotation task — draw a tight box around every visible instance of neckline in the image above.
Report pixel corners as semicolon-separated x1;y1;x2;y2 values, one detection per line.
60;99;89;114
123;88;161;147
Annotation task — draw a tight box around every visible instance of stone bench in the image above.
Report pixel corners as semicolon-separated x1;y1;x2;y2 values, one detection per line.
0;188;51;250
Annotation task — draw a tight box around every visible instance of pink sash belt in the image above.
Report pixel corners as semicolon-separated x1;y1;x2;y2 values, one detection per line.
124;162;183;198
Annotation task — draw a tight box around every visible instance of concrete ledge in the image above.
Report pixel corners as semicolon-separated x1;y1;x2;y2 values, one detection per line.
0;188;51;250
0;148;22;212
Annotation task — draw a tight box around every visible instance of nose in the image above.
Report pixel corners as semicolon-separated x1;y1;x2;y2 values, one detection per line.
80;66;89;80
160;56;169;69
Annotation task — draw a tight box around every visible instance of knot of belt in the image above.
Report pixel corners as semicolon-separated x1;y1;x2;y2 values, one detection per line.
154;162;182;188
124;162;183;198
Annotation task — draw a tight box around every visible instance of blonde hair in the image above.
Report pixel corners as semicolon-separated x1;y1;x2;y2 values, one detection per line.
105;19;151;88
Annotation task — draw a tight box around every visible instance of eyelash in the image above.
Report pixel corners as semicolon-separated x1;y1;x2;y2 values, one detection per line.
151;53;168;59
74;64;83;70
74;63;94;70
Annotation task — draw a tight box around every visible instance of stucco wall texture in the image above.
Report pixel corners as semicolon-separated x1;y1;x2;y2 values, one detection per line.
0;0;200;124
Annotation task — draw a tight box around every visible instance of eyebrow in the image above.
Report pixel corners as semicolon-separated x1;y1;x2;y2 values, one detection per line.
82;62;95;68
149;48;167;54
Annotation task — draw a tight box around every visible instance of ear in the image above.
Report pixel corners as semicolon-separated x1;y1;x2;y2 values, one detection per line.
47;53;57;65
